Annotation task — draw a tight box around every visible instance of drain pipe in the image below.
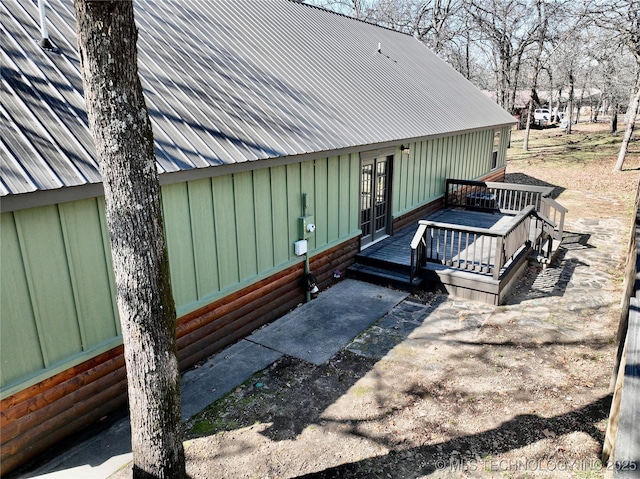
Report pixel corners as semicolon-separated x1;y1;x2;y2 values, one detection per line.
304;253;311;303
298;193;317;302
302;193;312;303
38;0;54;50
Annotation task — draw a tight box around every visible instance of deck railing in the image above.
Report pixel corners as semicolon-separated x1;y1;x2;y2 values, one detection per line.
540;196;567;241
445;179;566;240
445;179;552;214
411;180;566;282
502;206;536;267
410;206;535;281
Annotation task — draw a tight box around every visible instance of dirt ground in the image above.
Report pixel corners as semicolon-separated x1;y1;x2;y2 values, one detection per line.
118;122;639;479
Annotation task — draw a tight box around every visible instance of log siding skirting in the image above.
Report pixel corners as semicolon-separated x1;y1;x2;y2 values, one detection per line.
0;236;359;475
1;168;505;474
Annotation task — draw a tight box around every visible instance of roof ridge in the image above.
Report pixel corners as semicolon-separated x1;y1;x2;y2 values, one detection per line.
288;0;413;37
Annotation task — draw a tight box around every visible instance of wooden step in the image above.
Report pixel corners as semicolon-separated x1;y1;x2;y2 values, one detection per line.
353;253;412;274
530;236;563;267
348;263;424;292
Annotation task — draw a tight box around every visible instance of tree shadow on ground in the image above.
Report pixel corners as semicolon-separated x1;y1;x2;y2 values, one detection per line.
185;291;614;478
187;300;449;443
294;395;612;478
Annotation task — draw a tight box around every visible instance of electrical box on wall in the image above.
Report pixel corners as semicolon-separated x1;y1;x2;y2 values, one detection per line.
298;215;315;239
294;239;308;256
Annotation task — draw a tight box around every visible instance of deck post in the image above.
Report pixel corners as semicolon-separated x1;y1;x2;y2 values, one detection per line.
493;236;504;280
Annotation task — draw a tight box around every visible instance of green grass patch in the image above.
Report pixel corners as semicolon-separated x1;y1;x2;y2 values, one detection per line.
508;130;622;166
189;417;238;436
185;376;264;438
351;385;372;397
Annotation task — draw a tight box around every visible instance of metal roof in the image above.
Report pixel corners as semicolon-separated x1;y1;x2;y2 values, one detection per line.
1;0;515;201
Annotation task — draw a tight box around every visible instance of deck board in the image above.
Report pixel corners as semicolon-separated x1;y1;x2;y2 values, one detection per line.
359;209;513;270
352;182;566;305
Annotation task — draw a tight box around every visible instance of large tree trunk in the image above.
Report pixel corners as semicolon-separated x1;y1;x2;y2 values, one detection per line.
523;1;545;152
575;83;586;125
555;87;562;123
567;72;575;135
523;97;534;151
74;2;186;478
614;85;640;172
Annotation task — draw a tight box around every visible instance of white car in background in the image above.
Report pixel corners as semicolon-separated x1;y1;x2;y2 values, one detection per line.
534;108;564;126
534;109;551;121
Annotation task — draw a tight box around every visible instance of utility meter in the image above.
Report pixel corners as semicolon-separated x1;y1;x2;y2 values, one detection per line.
298;215;315;239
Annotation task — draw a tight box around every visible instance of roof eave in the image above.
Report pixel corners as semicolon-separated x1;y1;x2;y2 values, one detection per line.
1;121;516;214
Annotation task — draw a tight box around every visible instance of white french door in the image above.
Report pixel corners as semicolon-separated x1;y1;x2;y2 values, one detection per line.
360;155;391;246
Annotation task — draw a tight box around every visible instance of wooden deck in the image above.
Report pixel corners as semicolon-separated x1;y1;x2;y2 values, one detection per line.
351;209;534;304
350;179;567;305
358;209;514;268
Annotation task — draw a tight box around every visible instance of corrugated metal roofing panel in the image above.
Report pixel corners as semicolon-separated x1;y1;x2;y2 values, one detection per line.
1;0;515;198
0;121;40;195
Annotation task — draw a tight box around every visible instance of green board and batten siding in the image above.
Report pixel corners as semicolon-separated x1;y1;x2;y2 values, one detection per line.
1;126;506;397
0;153;361;397
162;155;361;314
392;128;508;219
0;199;121;394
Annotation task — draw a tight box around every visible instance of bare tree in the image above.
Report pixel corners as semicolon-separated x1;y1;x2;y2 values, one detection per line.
314;0;463;55
585;0;640;171
567;71;575;133
614;82;640;170
523;0;549;150
466;0;539;112
406;0;462;54
311;0;374;19
74;1;186;477
446;21;475;80
310;0;639;143
545;20;594;135
589;51;626;127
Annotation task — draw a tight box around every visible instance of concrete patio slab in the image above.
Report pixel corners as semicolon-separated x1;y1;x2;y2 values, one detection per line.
247;279;408;364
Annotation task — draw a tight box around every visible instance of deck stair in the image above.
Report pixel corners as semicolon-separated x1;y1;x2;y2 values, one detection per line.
348;247;425;292
348;179;567;304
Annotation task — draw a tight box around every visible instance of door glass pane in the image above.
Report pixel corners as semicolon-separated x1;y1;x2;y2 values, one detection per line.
374;159;387;233
360;163;373;238
360;156;391;245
